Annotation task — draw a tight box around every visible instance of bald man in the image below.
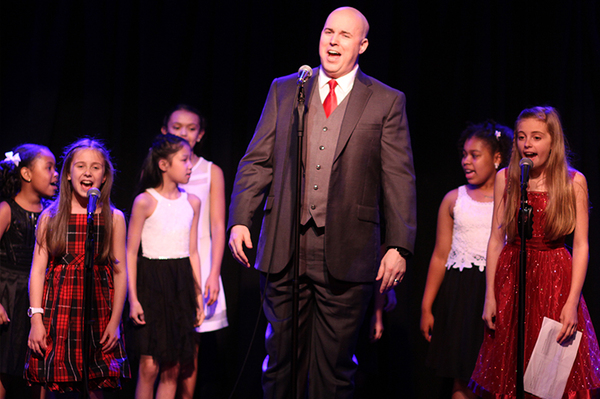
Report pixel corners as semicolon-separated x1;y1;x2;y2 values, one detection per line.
228;7;416;398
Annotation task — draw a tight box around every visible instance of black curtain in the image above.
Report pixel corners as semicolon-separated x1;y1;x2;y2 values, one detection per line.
2;1;599;398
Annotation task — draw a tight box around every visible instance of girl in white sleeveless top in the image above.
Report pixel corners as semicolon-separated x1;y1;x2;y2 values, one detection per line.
420;122;513;399
127;134;204;399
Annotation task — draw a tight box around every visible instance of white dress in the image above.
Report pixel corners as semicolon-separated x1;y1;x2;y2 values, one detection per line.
181;157;229;332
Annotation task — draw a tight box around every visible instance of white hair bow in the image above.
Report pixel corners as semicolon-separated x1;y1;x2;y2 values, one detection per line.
4;151;21;167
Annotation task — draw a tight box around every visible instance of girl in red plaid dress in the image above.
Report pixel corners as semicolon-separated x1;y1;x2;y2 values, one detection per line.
25;138;130;397
127;134;204;399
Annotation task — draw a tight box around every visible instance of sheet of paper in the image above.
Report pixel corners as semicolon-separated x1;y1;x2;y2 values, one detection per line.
524;317;581;399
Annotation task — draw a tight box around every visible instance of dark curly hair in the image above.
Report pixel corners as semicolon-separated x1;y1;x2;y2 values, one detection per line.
457;120;514;169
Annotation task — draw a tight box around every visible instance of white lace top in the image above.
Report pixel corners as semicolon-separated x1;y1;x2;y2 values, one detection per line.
446;185;493;272
141;188;194;259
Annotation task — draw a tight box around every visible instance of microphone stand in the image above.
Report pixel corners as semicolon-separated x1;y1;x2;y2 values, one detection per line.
82;207;97;398
517;176;533;399
291;79;307;399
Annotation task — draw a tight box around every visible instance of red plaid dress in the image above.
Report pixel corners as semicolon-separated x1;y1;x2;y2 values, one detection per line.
24;213;130;392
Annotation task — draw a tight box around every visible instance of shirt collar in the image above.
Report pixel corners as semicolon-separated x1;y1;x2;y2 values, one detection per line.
318;64;359;95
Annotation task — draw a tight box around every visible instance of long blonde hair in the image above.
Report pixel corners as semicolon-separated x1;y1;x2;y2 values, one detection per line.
503;106;576;242
42;138;116;264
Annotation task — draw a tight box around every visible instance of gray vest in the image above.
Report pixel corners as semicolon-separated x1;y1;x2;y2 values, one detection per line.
300;84;350;227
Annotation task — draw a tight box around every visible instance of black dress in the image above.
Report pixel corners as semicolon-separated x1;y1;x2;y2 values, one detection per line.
0;199;40;376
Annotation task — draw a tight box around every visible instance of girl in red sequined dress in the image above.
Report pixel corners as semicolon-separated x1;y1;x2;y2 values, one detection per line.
470;107;600;398
25;139;130;396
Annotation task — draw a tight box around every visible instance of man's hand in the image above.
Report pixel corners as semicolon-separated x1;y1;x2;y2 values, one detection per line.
228;225;253;267
376;248;406;293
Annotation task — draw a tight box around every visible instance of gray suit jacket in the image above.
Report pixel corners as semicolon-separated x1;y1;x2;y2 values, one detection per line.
228;68;416;283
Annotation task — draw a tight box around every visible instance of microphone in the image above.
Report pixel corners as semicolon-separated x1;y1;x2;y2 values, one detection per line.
87;187;101;215
519;158;533;188
297;65;313;85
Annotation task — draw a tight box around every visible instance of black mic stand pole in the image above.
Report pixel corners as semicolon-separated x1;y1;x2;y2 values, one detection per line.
291;80;307;399
82;206;97;398
517;174;533;399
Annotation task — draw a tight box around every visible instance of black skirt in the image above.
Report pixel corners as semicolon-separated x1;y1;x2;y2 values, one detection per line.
0;266;30;376
426;266;486;381
133;257;198;364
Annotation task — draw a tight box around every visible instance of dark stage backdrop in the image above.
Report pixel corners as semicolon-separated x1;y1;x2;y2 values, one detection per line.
1;1;599;398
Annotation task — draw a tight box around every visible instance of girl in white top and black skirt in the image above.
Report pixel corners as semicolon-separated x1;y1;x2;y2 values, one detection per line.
127;134;204;399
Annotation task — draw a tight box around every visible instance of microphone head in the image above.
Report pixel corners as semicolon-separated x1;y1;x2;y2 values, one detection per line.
519;158;534;168
298;65;313;78
87;187;101;198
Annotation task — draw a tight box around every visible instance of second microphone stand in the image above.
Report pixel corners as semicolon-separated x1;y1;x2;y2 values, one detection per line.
517;175;533;399
82;207;97;398
291;77;308;399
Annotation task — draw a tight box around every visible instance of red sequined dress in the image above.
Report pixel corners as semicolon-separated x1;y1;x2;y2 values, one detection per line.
470;191;600;398
24;213;130;392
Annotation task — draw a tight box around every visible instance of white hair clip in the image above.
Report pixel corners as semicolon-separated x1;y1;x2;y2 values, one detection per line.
4;151;21;167
495;130;502;140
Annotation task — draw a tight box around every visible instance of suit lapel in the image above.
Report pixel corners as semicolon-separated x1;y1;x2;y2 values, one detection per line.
334;69;372;162
304;68;318;106
299;71;319;170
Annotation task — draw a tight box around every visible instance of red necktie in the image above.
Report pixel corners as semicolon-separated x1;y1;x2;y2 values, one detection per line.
323;80;338;118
